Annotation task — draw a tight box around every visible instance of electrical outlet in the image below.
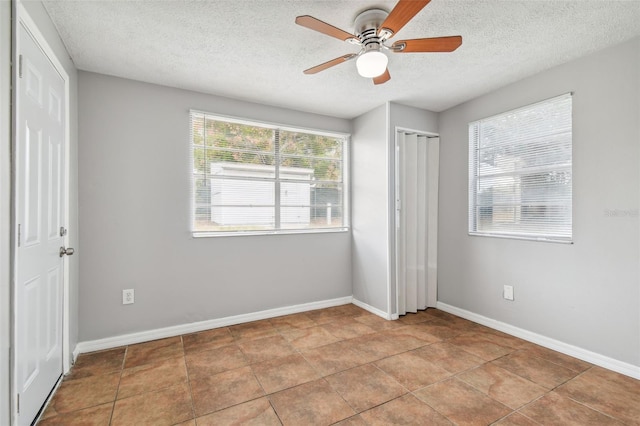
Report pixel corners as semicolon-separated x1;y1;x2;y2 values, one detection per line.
122;289;134;305
503;285;514;301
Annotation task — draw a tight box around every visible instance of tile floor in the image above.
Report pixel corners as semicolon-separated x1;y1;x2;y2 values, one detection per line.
38;305;640;425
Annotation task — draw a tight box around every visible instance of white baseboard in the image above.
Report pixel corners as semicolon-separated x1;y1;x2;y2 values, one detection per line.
436;302;640;380
352;298;392;320
75;296;353;355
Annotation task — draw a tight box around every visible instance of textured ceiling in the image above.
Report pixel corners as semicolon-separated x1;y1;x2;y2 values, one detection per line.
43;0;640;119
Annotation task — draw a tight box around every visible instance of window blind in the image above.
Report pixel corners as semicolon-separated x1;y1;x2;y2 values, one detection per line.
468;93;572;242
190;111;349;236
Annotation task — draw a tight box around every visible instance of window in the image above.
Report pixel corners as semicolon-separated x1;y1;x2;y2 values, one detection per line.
468;93;572;242
190;111;349;236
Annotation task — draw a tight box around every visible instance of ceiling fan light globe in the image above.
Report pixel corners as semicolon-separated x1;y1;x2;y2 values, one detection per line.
356;51;388;78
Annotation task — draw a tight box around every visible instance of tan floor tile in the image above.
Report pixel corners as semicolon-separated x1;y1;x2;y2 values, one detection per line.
425;308;467;324
473;329;532;349
397;310;434;325
190;366;264;416
326;364;407;412
492;412;540;425
65;348;125;380
269;379;355;425
384;324;442;345
111;382;193;426
424;310;482;332
182;327;234;353
305;308;348;325
333;414;369;425
448;332;516;361
409;318;466;340
522;344;592;373
491;351;580;389
423;308;458;321
252;353;320;394
413;342;485;374
47;372;120;414
44;309;640;426
39;402;59;420
196;398;281;426
282;325;340;350
269;312;316;332
229;320;279;342
301;341;364;376
377;329;431;353
457;363;547;409
38;402;113;426
332;304;369;317
360;394;453;425
375;350;452;391
347;332;413;362
118;356;187;399
352;314;402;331
556;366;640;424
124;336;183;368
519;392;623;425
238;335;296;364
321;318;376;339
414;378;512;426
185;344;247;379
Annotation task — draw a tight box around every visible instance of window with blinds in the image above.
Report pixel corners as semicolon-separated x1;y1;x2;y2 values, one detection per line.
191;111;349;236
468;93;572;242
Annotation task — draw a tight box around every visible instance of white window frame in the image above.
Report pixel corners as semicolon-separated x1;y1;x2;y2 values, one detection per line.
468;93;573;243
190;111;350;237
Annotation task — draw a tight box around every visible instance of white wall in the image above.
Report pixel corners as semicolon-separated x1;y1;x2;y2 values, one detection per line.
1;2;12;423
438;38;640;368
77;72;352;341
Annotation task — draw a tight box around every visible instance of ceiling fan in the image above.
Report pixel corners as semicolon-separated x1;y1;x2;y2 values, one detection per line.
295;0;462;85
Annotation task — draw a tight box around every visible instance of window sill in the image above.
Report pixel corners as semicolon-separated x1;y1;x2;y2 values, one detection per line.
468;232;573;244
192;227;349;238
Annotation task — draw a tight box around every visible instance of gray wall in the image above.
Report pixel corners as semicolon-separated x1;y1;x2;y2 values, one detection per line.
438;38;640;366
351;104;390;314
78;72;352;341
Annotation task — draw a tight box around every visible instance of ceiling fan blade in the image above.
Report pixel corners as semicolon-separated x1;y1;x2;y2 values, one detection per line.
379;0;431;38
303;54;357;75
373;68;391;85
392;36;462;53
296;15;356;42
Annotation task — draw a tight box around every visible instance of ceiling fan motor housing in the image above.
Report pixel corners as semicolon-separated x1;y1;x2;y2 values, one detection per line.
354;9;389;52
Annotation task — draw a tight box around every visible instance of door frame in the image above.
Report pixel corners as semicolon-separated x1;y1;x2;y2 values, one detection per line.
393;127;439;317
11;2;72;421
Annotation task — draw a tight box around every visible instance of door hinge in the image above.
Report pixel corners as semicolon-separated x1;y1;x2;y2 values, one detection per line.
17;224;21;247
16;393;19;414
18;54;23;79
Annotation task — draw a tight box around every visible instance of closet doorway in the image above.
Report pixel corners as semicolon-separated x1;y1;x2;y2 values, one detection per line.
395;130;439;315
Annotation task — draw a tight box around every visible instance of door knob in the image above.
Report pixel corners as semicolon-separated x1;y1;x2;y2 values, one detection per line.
59;247;75;257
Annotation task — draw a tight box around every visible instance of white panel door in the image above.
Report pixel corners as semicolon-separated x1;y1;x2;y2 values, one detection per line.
15;22;66;425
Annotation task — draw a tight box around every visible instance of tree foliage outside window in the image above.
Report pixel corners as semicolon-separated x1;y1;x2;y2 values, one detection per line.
468;93;572;242
191;111;349;235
